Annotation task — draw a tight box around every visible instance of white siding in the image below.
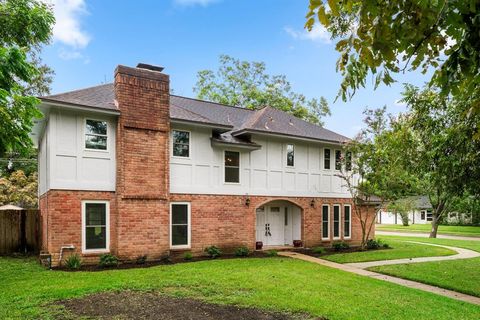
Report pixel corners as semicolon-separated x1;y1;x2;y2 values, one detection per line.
170;125;351;197
40;109;116;194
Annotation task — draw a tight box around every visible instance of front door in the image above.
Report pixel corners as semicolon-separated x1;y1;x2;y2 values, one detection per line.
267;206;284;245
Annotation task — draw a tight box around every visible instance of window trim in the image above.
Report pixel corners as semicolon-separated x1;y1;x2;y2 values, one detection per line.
170;202;191;249
333;204;341;240
321;204;330;240
286;143;295;168
343;204;352;240
84;118;108;152
81;200;110;254
324;148;331;170
223;150;241;184
335;150;342;171
171;129;191;159
346;151;352;171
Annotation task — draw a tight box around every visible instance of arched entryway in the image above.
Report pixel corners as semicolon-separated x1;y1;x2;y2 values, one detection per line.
255;200;302;247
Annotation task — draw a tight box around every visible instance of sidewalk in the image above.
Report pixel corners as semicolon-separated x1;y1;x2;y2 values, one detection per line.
279;249;480;306
376;230;480;241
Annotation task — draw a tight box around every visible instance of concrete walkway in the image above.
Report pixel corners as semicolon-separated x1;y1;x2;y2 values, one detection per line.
345;241;480;269
376;230;480;241
279;247;480;305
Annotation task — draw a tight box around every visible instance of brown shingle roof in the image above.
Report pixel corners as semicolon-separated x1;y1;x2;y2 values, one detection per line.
41;83;350;143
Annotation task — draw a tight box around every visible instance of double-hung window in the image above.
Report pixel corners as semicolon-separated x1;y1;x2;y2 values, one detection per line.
286;144;295;167
335;150;342;170
344;204;351;239
333;204;341;239
85;119;107;150
82;201;109;252
172;130;190;157
322;205;330;240
346;151;352;171
324;148;331;169
170;203;190;248
224;151;240;183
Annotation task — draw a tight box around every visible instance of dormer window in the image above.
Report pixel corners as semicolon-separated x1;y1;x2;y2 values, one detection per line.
172;130;190;157
85;119;107;150
286;144;295;167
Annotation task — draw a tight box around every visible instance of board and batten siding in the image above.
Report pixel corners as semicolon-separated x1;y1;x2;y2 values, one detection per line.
170;125;351;197
38;109;116;195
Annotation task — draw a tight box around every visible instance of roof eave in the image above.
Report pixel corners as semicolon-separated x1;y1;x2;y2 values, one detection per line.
40;98;120;115
231;128;349;145
210;138;262;150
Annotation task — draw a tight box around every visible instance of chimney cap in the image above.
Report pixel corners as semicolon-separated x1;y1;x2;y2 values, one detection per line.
136;63;164;72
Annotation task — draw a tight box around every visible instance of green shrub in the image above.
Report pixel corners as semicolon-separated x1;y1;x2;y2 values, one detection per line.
64;254;82;270
235;246;250;257
183;252;193;261
136;255;147;265
204;245;222;258
266;250;278;257
99;254;119;268
382;243;390;249
366;239;381;250
332;241;350;251
312;246;326;254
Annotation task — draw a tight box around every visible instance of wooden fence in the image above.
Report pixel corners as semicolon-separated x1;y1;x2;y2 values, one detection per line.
0;210;40;255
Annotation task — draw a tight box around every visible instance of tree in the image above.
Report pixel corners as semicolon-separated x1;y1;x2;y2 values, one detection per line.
387;198;415;226
0;0;55;157
338;107;419;248
0;170;38;208
305;0;480;132
194;55;331;125
399;85;480;237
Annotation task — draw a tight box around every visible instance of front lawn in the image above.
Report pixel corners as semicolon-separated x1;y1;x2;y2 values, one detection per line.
323;239;455;264
369;235;480;297
1;256;479;319
376;224;480;237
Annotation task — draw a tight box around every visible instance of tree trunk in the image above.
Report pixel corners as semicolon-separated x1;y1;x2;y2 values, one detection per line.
429;216;439;238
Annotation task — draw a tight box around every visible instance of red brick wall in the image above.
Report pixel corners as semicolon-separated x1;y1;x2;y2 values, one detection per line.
39;190;116;266
114;65;171;260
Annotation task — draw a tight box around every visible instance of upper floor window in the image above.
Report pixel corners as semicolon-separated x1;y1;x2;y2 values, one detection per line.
225;151;240;183
346;151;352;171
85;119;107;150
172;130;190;157
324;148;331;169
335;150;342;170
286;144;295;167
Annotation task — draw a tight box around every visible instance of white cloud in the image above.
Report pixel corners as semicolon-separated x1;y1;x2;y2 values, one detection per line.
174;0;219;6
58;48;90;64
284;24;331;44
43;0;90;48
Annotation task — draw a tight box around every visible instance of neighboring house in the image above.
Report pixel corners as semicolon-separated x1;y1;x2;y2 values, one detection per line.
31;64;374;266
377;195;433;225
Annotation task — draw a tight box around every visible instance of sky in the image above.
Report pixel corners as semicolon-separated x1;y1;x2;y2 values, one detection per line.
41;0;431;138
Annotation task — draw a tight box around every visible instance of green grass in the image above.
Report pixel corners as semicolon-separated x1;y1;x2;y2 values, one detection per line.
369;235;480;297
1;257;479;319
323;239;456;264
376;224;480;237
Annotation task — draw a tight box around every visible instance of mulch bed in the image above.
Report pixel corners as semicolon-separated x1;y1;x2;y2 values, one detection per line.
56;291;324;320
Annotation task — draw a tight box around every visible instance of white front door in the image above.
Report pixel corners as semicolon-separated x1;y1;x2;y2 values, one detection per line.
267;206;284;246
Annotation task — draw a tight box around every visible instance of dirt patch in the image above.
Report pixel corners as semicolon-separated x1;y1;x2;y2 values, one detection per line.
56;291;322;320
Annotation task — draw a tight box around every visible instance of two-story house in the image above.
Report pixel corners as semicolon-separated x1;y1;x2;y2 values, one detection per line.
31;63;373;266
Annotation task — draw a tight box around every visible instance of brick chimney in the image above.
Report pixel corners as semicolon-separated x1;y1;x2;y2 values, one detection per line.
114;64;170;259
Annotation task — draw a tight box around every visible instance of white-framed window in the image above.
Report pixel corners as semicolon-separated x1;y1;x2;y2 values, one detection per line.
335;150;342;171
172;130;190;158
324;148;331;170
286;144;295;167
333;204;341;239
420;210;426;220
82;201;110;253
346;151;352;171
322;205;330;240
426;210;433;222
85;119;108;150
344;204;352;239
170;202;191;249
224;150;240;183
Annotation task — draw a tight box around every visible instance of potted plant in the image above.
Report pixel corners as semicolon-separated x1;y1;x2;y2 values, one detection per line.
255;241;263;250
293;240;303;248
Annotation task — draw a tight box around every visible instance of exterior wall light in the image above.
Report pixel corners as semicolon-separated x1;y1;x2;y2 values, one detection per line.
310;199;315;208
